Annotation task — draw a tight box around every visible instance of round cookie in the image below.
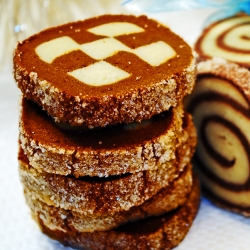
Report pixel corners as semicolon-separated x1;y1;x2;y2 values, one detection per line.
24;164;193;233
19;118;196;215
14;14;196;127
195;14;250;68
19;98;187;177
33;173;200;250
185;58;250;216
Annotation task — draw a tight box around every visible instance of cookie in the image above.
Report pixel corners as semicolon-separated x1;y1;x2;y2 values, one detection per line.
14;14;196;127
185;58;250;216
19;98;187;177
19;116;196;215
32;173;200;250
195;14;250;68
24;163;193;233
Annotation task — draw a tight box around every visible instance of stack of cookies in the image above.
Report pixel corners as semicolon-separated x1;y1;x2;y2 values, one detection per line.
14;15;199;249
185;14;250;216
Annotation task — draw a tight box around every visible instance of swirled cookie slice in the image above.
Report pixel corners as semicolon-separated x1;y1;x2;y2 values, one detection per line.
185;58;250;216
19;98;186;178
14;14;196;127
19;113;196;214
195;14;250;68
24;163;193;233
32;173;200;250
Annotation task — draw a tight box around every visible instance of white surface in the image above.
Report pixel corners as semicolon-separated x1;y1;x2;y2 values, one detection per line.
1;1;250;249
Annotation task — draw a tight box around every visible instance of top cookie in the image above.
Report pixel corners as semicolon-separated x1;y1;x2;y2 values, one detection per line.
14;14;195;127
195;14;250;69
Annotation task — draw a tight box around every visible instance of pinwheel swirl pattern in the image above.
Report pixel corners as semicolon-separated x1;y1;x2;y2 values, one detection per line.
186;71;250;215
195;15;250;68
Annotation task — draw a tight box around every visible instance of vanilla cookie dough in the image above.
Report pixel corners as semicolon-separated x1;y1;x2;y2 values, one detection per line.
14;14;196;127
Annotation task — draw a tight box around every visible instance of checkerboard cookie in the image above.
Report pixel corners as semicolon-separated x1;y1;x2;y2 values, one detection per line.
14;14;196;127
14;14;200;249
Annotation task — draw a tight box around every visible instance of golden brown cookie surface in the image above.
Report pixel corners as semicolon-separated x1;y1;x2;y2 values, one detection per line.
24;164;193;233
34;173;200;250
19;109;196;215
14;14;195;127
19;98;187;177
19;127;195;215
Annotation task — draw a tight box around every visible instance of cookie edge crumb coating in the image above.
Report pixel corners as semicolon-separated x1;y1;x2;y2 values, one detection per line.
23;164;193;233
13;14;196;127
33;173;200;250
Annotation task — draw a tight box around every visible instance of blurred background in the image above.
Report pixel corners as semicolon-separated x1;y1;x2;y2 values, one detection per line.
0;0;129;70
1;0;249;70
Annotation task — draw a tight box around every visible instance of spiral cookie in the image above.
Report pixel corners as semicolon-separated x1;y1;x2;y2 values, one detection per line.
185;58;250;216
14;14;195;127
195;14;250;68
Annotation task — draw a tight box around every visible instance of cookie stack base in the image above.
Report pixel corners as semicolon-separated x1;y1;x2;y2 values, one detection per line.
34;174;200;250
